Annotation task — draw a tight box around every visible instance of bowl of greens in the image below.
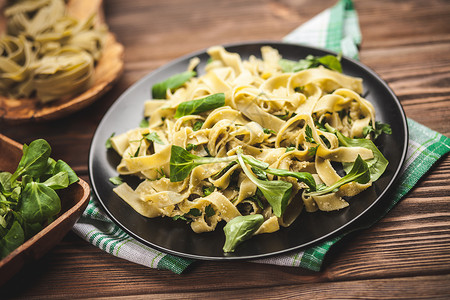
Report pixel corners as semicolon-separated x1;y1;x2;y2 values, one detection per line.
0;134;90;285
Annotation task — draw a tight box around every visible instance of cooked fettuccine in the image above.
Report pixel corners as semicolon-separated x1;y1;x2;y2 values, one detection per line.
110;46;389;252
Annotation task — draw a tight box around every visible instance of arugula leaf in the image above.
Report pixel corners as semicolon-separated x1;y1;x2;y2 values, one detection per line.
19;182;61;224
308;155;370;196
305;125;316;143
203;185;215;196
223;214;264;253
205;204;215;217
172;206;211;223
0;221;24;259
193;121;204;131
187;208;202;217
314;119;328;131
240;154;316;191
336;131;389;181
263;128;276;135
242;155;269;170
237;151;292;217
169;145;236;182
320;134;331;148
105;133;115;149
363;121;392;139
246;191;265;209
143;132;164;145
12;139;51;181
139;118;149;128
274;110;291;120
317;54;343;73
211;161;237;180
156;167;166;179
285;146;296;153
251;166;268;180
264;168;316;191
279;54;342;73
109;176;123;185
172;215;188;222
174;93;225;118
152;70;196;99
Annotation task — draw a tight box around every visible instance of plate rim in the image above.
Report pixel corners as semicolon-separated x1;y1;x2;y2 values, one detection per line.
89;40;409;261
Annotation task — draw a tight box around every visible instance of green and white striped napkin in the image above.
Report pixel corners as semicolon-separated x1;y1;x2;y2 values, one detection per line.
72;0;450;273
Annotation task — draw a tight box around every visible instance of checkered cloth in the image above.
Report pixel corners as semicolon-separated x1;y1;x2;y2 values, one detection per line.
72;0;450;273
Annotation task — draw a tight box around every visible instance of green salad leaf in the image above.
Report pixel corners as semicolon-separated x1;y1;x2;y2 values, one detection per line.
363;121;392;139
53;160;79;185
19;182;61;224
237;151;292;217
0;139;78;259
143;132;164;145
308;155;370;196
264;168;316;191
11;139;51;182
279;54;342;73
336;131;389;181
240;155;316;191
42;172;69;190
223;214;264;253
169;145;236;182
0;221;24;258
174;93;225;118
109;176;123;185
152;70;196;99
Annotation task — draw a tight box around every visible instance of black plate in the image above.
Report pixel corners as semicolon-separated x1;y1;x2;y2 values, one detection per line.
89;41;408;260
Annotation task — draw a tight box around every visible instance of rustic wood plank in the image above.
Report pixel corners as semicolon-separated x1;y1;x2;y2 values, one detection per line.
0;0;449;298
2;156;449;298
93;274;450;300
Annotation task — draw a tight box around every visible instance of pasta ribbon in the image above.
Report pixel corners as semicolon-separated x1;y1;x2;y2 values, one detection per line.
110;46;387;247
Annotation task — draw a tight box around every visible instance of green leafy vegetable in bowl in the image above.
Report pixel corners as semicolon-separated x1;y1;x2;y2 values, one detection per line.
0;139;79;259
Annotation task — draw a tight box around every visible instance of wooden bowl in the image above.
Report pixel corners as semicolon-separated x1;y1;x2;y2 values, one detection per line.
0;0;124;124
0;134;90;285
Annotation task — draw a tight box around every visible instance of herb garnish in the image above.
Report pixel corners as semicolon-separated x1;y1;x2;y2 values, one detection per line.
109;176;123;185
152;70;196;99
202;185;215;196
236;150;292;217
169;145;236;182
362;121;392;139
193;121;204;131
223;214;264;252
139;118;149;128
279;53;342;73
105;133;115;149
174;93;225;118
307;155;370;196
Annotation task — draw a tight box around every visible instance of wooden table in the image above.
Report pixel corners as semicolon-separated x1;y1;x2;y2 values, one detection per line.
1;0;450;298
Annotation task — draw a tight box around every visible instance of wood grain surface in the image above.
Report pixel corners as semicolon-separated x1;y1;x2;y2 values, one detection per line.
1;0;449;298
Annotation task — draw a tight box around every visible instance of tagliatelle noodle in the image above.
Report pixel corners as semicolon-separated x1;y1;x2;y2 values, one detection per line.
110;45;379;236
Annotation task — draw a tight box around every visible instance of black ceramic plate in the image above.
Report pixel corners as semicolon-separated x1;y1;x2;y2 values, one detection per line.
89;41;408;260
